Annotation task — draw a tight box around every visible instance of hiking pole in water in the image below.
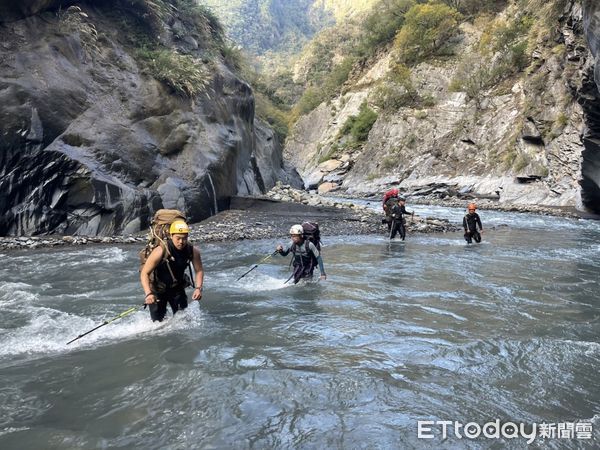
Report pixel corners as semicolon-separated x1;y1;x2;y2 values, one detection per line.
283;272;295;285
66;304;145;345
235;251;278;282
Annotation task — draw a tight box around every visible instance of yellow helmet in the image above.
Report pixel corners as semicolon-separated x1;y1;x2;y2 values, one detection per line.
169;220;189;235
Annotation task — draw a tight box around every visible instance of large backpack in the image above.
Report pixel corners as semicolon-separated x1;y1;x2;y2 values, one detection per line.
288;222;321;283
139;209;187;272
301;221;321;251
384;197;399;212
139;209;195;290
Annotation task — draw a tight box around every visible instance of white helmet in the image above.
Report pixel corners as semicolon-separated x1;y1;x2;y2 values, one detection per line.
289;224;304;235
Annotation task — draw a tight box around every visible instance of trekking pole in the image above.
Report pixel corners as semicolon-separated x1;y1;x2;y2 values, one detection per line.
283;273;295;285
236;251;278;282
66;304;145;345
389;219;395;240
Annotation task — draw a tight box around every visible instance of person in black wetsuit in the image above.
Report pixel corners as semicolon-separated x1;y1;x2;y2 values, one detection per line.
463;203;483;244
385;196;413;240
276;224;326;284
141;220;204;322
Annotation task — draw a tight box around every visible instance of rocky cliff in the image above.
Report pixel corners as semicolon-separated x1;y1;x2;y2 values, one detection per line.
0;0;300;236
581;0;600;213
285;0;600;214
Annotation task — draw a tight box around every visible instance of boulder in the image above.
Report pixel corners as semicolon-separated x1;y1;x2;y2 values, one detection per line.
323;172;346;183
317;159;343;172
317;182;339;194
304;169;325;190
521;119;544;145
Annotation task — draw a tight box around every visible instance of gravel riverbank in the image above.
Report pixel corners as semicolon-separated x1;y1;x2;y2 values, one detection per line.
0;184;459;251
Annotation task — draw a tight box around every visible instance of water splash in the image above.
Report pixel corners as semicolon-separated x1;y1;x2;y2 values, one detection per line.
238;272;292;291
0;288;205;359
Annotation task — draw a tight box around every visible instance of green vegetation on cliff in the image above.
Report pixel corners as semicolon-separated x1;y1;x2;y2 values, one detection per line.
203;0;570;145
203;0;380;58
77;0;228;97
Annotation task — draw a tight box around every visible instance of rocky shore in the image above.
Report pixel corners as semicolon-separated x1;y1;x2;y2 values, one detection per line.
0;183;459;251
265;182;598;218
323;184;588;219
4;179;595;252
0;235;147;251
407;197;585;218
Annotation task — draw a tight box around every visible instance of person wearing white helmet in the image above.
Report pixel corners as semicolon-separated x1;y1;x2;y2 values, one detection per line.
141;220;204;322
276;224;326;284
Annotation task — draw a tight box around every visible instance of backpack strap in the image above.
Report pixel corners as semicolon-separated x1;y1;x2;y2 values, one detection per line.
149;224;173;262
306;240;318;263
163;241;178;283
187;244;195;289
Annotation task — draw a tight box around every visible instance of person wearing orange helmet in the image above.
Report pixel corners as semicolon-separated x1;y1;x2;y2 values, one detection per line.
141;220;204;322
463;203;483;244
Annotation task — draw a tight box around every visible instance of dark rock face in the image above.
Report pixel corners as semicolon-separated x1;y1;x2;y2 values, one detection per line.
0;0;74;22
581;0;600;213
0;2;300;236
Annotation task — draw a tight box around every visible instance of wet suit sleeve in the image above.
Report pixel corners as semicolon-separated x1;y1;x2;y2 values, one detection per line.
476;214;483;230
279;243;292;256
463;215;468;231
400;205;413;215
309;242;326;276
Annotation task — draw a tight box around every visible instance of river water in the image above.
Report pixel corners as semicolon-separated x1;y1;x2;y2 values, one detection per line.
0;208;599;449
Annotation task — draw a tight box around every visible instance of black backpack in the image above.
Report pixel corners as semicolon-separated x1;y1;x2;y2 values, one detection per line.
301;222;321;251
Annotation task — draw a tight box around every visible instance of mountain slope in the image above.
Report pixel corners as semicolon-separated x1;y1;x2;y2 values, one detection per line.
203;0;378;57
284;0;600;214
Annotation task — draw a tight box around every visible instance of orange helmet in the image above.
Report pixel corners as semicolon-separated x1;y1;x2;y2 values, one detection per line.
467;203;477;211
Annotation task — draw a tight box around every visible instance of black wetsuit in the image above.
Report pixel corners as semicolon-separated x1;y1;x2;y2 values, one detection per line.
385;199;412;240
279;240;325;284
150;241;193;321
463;212;483;243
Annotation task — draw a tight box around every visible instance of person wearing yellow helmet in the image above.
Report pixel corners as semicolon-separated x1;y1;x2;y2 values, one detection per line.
463;203;483;244
141;219;204;322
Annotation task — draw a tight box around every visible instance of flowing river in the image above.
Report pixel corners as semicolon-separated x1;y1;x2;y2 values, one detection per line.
0;207;599;449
